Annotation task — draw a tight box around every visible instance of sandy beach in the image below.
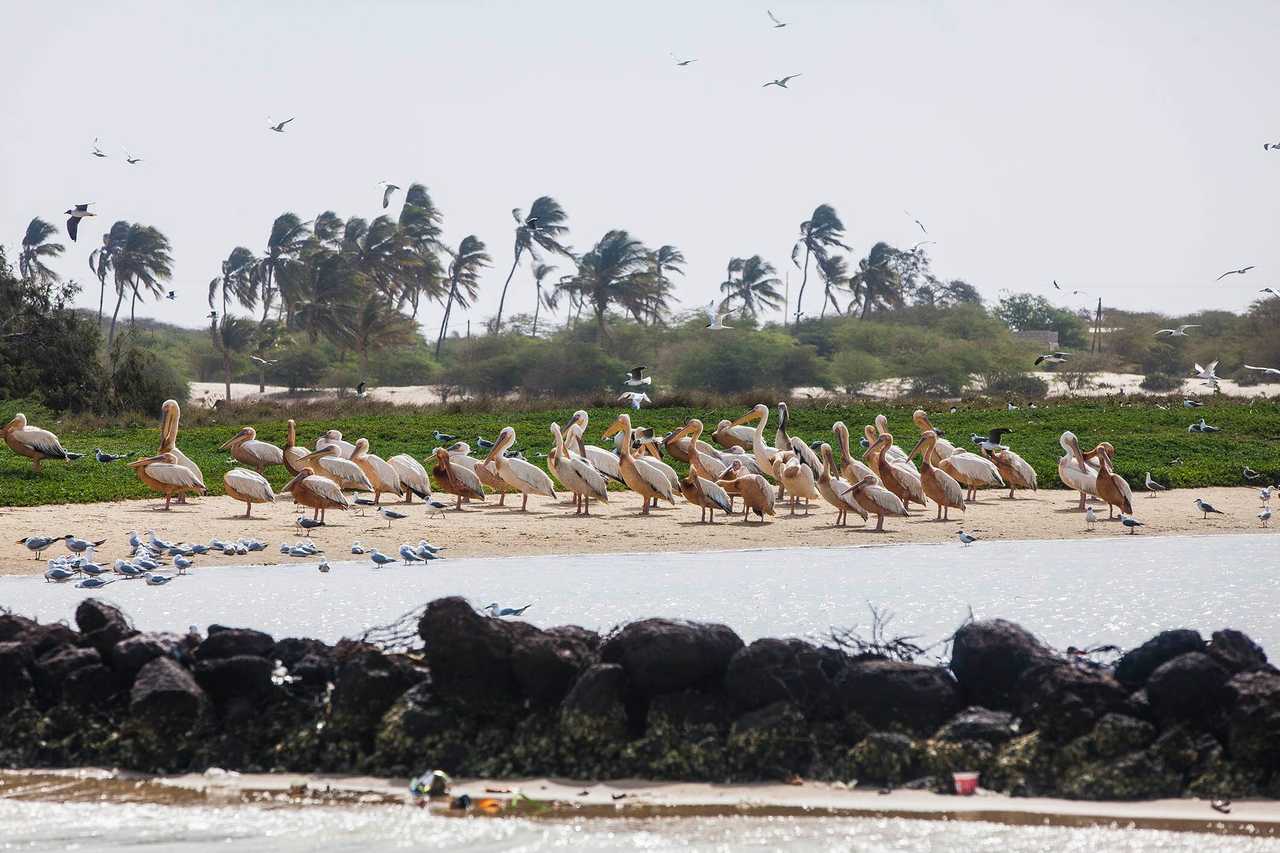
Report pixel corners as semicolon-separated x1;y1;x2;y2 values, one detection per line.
0;486;1271;576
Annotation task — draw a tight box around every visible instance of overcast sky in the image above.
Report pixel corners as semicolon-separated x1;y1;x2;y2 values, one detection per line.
3;0;1278;334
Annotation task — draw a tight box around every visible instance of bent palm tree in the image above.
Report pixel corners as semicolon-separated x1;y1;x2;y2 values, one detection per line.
208;247;259;319
790;204;849;327
19;218;64;286
493;196;573;333
398;184;445;319
720;255;782;319
436;235;491;356
257;212;311;325
817;252;849;318
557;230;650;340
89;222;129;324
108;223;173;346
531;262;558;337
848;242;905;319
645;244;685;325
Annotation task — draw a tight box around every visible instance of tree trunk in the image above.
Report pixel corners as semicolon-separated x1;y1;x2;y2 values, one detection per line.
96;271;106;324
130;286;138;326
223;351;232;402
435;284;457;357
108;287;126;348
493;248;522;334
258;366;266;394
532;284;542;337
793;244;811;328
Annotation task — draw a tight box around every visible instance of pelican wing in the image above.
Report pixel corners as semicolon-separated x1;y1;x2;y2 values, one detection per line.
316;455;373;491
316;437;356;458
563;455;610;501
633;457;675;501
364;453;403;494
224;468;275;503
304;474;351;507
944;450;1004;486
147;461;205;490
697;475;733;513
500;457;557;498
389;454;431;498
995;449;1037;489
694;449;728;479
583;445;623;482
241;439;285;467
12;426;70;459
860;483;908;517
449;459;486;497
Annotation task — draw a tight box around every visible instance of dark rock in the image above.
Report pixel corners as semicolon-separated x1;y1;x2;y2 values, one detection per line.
724;638;845;715
61;664;120;707
1208;630;1268;675
728;701;814;779
949;619;1056;710
1146;652;1231;724
290;653;334;686
74;598;130;636
1115;629;1204;687
1225;670;1280;771
272;637;332;668
1015;662;1130;743
130;657;208;729
0;614;39;642
330;649;425;730
195;628;275;660
1056;748;1182;800
934;707;1019;745
563;663;626;718
847;731;918;785
511;624;597;706
392;682;450;739
601;618;743;697
837;659;961;735
111;632;186;678
419;597;520;700
1059;713;1156;766
649;689;733;730
194;655;274;702
0;641;34;709
31;646;102;704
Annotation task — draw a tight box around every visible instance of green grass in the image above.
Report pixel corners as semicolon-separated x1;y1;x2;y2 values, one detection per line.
2;400;1278;507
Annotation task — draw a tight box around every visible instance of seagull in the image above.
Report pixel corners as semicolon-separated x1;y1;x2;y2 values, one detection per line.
1154;324;1199;337
398;544;425;564
482;603;532;617
65;536;107;555
144;573;174;586
1143;472;1166;497
1194;498;1225;519
379;181;401;209
1267;143;1280;151
957;531;978;546
351;541;366;554
704;299;733;329
1034;352;1069;366
625;366;652;387
1244;466;1263;481
369;549;396;567
1006;402;1018;411
378;506;409;528
174;555;193;574
124;149;142;165
95;448;134;463
356;381;367;399
416;539;445;556
972;428;1013;453
1215;266;1254;281
78;560;108;577
1259;507;1273;528
1243;364;1280;377
670;53;697;67
189;543;211;555
905;211;927;234
17;535;64;559
318;557;331;573
433;430;457;443
1191;361;1219;382
1182;399;1203;408
763;74;802;89
90;137;108;158
148;530;176;550
44;566;77;583
1187;418;1220;433
1260;287;1279;298
76;576;116;589
64;203;95;242
166;290;176;300
1085;506;1098;530
1052;280;1061;290
618;392;651;411
476;436;495;450
912;240;935;253
250;355;277;366
425;498;449;518
767;9;787;27
1260;486;1272;503
296;515;325;530
949;406;958;414
1120;515;1144;535
269;117;295;133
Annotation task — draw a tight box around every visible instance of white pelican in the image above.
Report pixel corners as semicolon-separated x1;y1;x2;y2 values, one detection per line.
986;446;1038;499
351;438;403;504
937;443;1005;503
635;441;681;497
1;413;77;471
220;426;285;473
864;427;926;508
606;413;674;514
718;461;774;522
431;447;486;509
780;437;820;515
731;404;782;480
1091;444;1134;520
159;400;202;500
301;445;373;492
712;419;755;451
282;419;311;474
315;429;356;459
550;423;609;515
281;466;350;522
874;415;919;474
128;452;206;510
841;475;908;532
673;420;733;522
907;431;965;521
567;411;624;484
602;420;678;508
911;410;957;460
774;403;822;474
816;443;867;526
1057;431;1098;511
487;427;556;511
832;422;877;484
223;468;275;518
388;454;432;502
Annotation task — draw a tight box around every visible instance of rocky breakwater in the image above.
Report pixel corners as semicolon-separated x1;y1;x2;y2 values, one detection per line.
0;598;1278;800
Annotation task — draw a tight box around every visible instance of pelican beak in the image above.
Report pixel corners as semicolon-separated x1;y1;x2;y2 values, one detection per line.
730;408;761;427
281;471;306;492
907;436;927;460
601;419;623;439
128;455;161;468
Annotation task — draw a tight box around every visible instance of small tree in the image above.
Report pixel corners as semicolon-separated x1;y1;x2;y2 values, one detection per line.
210;315;256;401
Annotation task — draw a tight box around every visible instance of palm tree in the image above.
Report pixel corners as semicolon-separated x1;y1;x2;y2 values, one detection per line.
348;296;420;377
398;184;446;319
848;242;905;319
89;222;129;324
345;215;409;300
19;218;64;286
720;255;783;319
210;314;256;402
257;213;311;325
493;197;573;333
530;262;559;337
207;247;259;319
790;204;849;327
817;253;849;318
292;251;364;345
436;235;491;357
251;319;284;393
556;230;650;340
108;224;173;345
645;244;685;325
312;211;345;250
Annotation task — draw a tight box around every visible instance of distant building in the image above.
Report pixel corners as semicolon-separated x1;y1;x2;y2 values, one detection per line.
1012;329;1059;349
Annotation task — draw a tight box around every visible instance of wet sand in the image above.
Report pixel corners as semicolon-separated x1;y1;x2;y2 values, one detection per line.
0;486;1271;576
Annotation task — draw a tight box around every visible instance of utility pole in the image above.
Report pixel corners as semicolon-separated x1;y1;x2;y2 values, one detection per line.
1091;298;1102;353
784;270;790;330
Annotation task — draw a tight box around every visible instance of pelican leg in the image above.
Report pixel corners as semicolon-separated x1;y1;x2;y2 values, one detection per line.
163;495;172;510
521;493;529;511
640;499;650;516
1077;491;1087;511
875;514;885;532
244;502;253;519
804;498;810;516
499;493;507;506
1109;505;1115;520
456;495;463;511
583;496;591;516
936;504;942;521
1008;488;1015;499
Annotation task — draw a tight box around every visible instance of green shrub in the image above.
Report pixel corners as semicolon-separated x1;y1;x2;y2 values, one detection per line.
1140;372;1183;392
109;341;189;413
369;344;439;386
984;372;1049;398
271;343;330;391
830;350;888;394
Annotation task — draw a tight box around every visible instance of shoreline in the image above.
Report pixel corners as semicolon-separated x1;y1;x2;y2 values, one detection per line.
1;486;1271;576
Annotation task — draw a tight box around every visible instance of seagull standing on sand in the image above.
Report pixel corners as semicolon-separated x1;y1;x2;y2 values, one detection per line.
378;506;408;528
398;543;424;565
17;535;63;559
1143;472;1166;497
318;557;331;573
1195;498;1225;519
351;541;366;554
379;181;400;209
1259;507;1272;528
369;549;396;567
174;555;193;574
1085;506;1098;531
957;531;978;546
64;203;95;242
65;536;106;556
1216;266;1254;281
617;392;651;411
763;74;802;89
1154;324;1199;337
1120;515;1144;534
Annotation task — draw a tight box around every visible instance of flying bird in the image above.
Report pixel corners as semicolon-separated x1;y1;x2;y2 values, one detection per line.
763;74;802;89
1052;280;1061;290
911;240;934;253
356;381;367;399
1243;364;1280;377
625;366;652;387
124;149;142;165
767;9;787;27
166;290;176;300
1267;142;1280;151
1260;287;1279;298
269;117;295;133
1191;361;1219;382
1034;352;1069;366
972;427;1013;453
1216;266;1254;281
379;181;400;209
617;391;652;410
250;355;277;366
905;211;927;234
670;53;697;66
64;203;95;242
91;138;107;158
704;299;733;330
1154;324;1199;337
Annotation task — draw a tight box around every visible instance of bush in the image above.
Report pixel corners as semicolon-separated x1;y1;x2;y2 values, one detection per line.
271;343;330;391
368;344;439;386
1140;372;1183;392
109;341;189;413
830;350;888;394
983;373;1049;399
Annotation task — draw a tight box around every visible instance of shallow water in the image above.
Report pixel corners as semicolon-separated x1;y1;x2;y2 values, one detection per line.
1;535;1276;651
0;800;1277;853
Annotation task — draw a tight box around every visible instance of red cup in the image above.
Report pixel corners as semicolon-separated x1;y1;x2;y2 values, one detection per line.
952;772;979;796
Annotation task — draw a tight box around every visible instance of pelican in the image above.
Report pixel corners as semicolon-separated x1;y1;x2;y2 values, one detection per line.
911;410;957;460
730;404;782;480
1057;431;1099;511
718;461;775;522
864;428;926;508
673;420;733;522
840;475;908;532
984;443;1038;499
129;452;207;509
936;443;1004;502
662;425;730;479
550;423;609;515
431;447;486;509
282;419;311;474
301;445;374;492
351;438;403;504
907;431;965;521
781;438;820;515
388;454;432;502
712;419;755;451
1092;445;1134;520
776;403;822;474
223;468;275;518
606;413;674;514
488;427;556;511
471;435;519;505
603;420;678;508
566;411;624;484
816;443;867;526
281;466;350;522
159;400;202;500
874;415;919;474
315;429;356;459
220;426;285;473
634;440;681;499
832;422;878;484
1;413;78;471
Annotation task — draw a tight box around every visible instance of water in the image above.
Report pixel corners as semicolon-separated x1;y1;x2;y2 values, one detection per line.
0;800;1276;852
2;535;1277;650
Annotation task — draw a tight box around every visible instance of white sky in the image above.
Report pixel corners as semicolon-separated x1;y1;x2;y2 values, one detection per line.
3;0;1279;333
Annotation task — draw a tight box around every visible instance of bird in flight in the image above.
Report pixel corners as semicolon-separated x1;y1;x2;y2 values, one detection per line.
1154;324;1199;337
124;149;142;165
767;9;788;27
379;181;400;209
1266;142;1280;151
1260;287;1279;298
166;290;176;301
704;299;733;329
1191;360;1219;381
670;52;697;67
1034;352;1069;366
905;211;927;234
617;391;652;411
1216;266;1254;281
1052;280;1061;290
624;366;652;387
763;74;802;89
1244;364;1280;377
64;203;95;242
91;138;107;158
269;117;295;133
912;240;934;253
250;355;278;366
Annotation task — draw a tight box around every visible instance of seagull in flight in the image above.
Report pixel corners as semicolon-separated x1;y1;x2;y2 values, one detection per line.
1267;142;1280;151
269;117;295;133
250;355;277;366
1191;361;1219;382
1260;287;1279;298
1154;324;1198;337
767;9;788;27
624;366;651;387
704;299;733;329
124;149;142;165
1216;265;1254;281
379;181;400;209
618;391;652;411
905;211;927;234
670;52;697;67
972;428;1013;453
1243;364;1280;377
763;74;802;89
91;137;107;158
64;203;95;242
166;290;176;300
1034;351;1069;366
